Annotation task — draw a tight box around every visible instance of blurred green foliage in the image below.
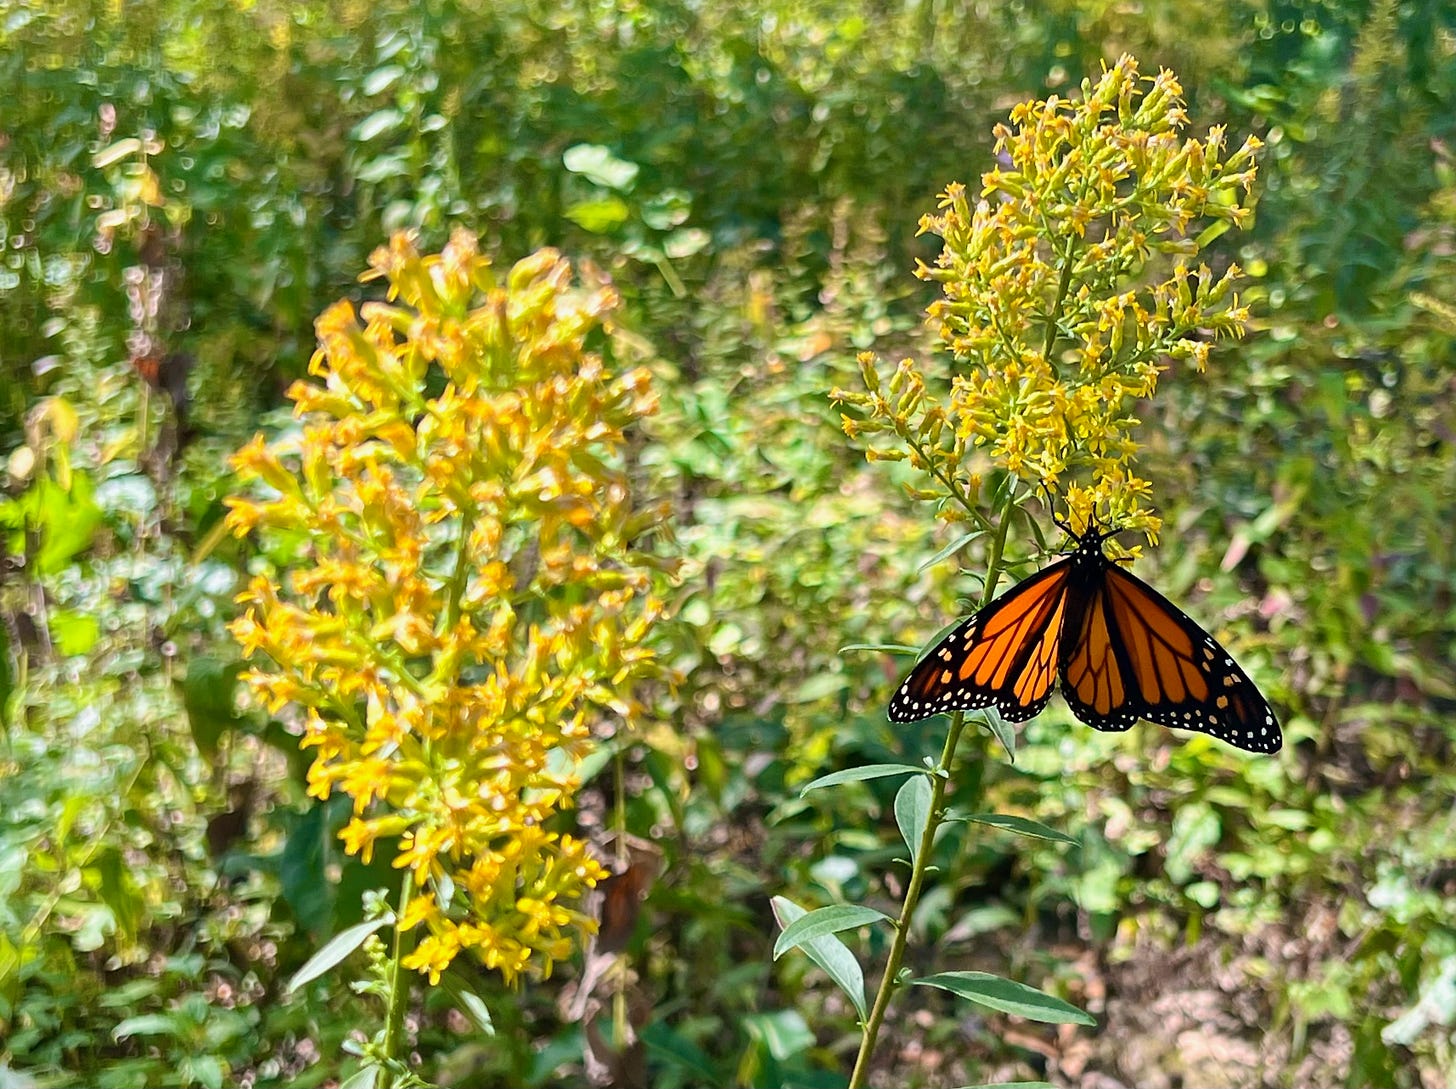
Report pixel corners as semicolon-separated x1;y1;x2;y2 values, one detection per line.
2;0;1455;1086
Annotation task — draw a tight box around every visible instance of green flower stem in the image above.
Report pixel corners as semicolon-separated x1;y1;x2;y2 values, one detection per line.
380;872;416;1089
846;708;969;1089
847;494;1018;1088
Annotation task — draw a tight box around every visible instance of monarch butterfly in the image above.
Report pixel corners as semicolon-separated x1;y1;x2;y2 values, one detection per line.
888;526;1281;753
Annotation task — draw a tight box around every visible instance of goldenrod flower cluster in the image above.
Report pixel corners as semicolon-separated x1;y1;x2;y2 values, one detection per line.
836;55;1261;541
227;231;669;985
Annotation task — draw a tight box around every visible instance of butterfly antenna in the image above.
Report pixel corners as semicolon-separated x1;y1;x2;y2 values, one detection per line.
1040;482;1078;541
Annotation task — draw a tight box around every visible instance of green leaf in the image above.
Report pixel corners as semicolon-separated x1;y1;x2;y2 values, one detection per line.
562;143;640;190
183;656;245;758
773;904;890;960
1186;880;1221;908
915;971;1096;1026
49;608;99;657
1021;504;1051;553
338;1065;379;1089
1382;955;1456;1047
567;739;618;787
362;65;405;96
1165;801;1220;884
352;109;404;142
1194;219;1232;248
183;1054;225;1089
770;896;866;1020
279;803;336;935
951;813;1076;844
664;227;711;259
354;152;408;183
743;1009;814;1061
92;137;142;168
895;775;933;862
288;916;393;991
113;1013;179;1040
640;1021;719;1084
640;189;692;230
837;642;921;656
919;530;985;573
34;474;101;574
565;196;631;233
799;764;925;796
439;971;495;1037
979;709;1016;762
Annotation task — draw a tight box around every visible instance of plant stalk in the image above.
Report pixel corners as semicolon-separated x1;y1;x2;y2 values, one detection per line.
380;871;416;1089
847;492;1018;1089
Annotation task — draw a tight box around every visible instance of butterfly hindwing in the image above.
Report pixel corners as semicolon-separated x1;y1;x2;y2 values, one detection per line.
888;560;1072;725
1070;564;1281;753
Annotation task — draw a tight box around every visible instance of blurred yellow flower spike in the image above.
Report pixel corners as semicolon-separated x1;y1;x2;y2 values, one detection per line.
226;230;673;986
835;55;1261;544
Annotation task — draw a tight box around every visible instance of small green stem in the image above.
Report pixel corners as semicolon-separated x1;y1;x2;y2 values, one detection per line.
379;872;416;1089
847;710;969;1089
847;495;1018;1088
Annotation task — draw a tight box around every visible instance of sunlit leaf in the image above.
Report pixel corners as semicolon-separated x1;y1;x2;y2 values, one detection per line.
439;972;496;1037
92;138;141;169
949;813;1076;844
770;896;866;1020
288;916;393;991
49;609;100;657
363;65;405;96
565;197;631;233
919;530;985;572
895;775;933;862
563;143;640;190
915;971;1096;1025
799;764;926;796
352;109;405;142
838;642;921;656
113;1013;178;1040
338;1066;379;1089
773;904;890;959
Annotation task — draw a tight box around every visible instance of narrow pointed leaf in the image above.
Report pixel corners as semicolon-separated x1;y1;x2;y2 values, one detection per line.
919;530;986;572
771;896;867;1020
915;971;1095;1025
338;1066;379;1089
799;764;925;796
895;775;933;863
1194;219;1231;248
773;904;891;960
952;813;1076;845
838;642;922;656
439;972;496;1036
979;709;1016;762
288;916;393;991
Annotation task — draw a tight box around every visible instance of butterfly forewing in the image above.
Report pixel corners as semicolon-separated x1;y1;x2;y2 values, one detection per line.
887;560;1072;724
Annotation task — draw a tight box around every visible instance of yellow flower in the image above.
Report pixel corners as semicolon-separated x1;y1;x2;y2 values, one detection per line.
837;55;1260;543
227;230;669;985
